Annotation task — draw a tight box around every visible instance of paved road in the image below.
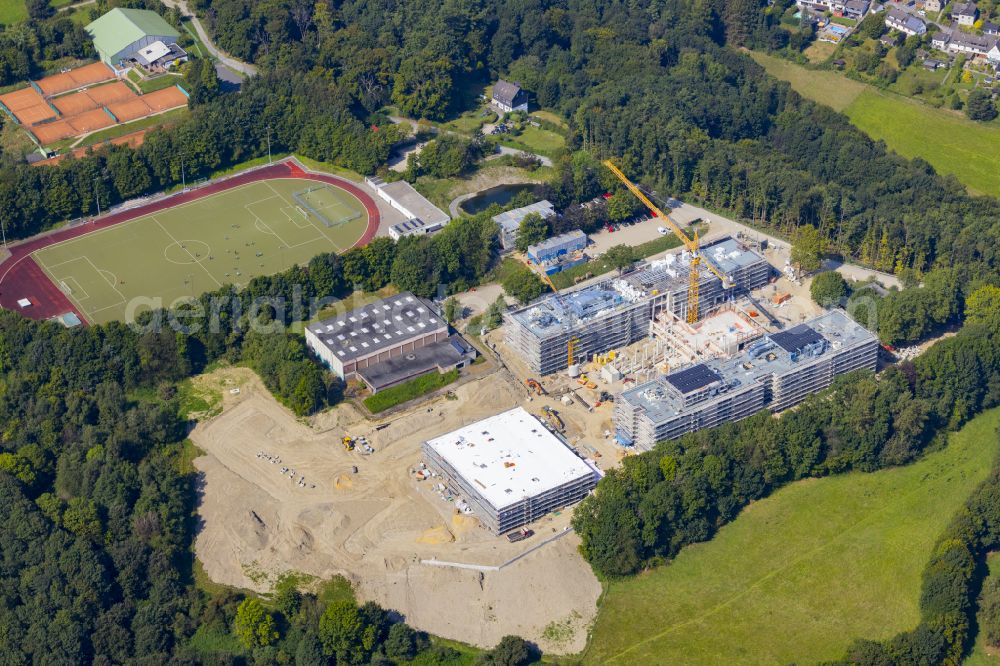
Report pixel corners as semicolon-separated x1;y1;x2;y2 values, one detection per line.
159;0;258;77
491;145;553;167
388;116;553;167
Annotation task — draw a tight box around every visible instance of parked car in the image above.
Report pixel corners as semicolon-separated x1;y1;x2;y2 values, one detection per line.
657;226;668;235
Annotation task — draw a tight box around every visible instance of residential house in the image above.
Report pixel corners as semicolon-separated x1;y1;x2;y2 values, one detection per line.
924;0;942;13
886;8;927;35
797;0;868;18
881;32;901;46
989;42;1000;66
491;80;528;113
946;30;998;57
952;2;978;26
932;31;951;49
834;0;871;19
983;20;1000;35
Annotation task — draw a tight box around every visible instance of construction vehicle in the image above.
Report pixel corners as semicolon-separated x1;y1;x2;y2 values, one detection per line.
343;436;355;452
603;160;734;324
525;378;546;395
506;528;534;543
541;405;564;431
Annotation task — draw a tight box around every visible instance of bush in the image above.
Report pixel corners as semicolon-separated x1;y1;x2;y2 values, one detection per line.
810;271;849;306
966;89;999;121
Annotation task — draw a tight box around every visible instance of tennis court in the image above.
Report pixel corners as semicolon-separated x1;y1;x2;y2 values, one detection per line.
32;177;370;324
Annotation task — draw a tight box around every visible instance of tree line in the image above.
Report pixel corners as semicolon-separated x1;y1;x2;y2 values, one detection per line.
835;429;1000;665
572;298;1000;578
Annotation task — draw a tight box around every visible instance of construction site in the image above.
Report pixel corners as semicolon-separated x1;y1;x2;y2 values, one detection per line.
188;161;883;654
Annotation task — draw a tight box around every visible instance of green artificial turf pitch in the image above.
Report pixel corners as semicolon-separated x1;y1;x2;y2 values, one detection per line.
33;178;368;324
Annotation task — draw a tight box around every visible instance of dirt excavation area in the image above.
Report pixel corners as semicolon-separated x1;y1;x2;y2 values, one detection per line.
190;367;604;654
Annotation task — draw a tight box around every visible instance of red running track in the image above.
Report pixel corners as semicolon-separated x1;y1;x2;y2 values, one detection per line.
0;159;381;324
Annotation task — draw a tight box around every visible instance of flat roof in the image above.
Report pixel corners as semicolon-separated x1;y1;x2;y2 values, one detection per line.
664;363;722;394
527;229;587;255
136;40;171;65
493;200;556;233
357;336;473;391
425;407;597;511
379;180;450;226
622;309;877;423
508;236;768;340
306;292;447;363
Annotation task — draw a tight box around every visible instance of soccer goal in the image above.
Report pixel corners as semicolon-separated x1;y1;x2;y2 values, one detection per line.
292;185;362;228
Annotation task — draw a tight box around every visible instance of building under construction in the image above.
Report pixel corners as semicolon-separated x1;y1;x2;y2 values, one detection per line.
422;407;600;534
614;309;879;449
504;237;771;375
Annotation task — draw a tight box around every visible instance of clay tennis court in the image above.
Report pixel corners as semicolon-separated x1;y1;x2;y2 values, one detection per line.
35;62;115;96
107;97;154;123
85;81;133;106
67;108;115;134
13;103;57;126
0;87;57;125
142;86;188;111
31;120;77;145
0;86;45;111
52;91;99;116
52;82;134;116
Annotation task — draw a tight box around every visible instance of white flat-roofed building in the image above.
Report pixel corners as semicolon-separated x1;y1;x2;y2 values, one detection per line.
422;407;600;534
304;292;449;380
365;176;451;240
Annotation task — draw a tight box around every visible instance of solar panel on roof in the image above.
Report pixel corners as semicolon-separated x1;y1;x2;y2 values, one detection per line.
769;325;823;353
665;363;722;394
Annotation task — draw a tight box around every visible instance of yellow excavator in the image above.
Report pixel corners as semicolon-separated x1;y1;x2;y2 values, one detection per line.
343;436;355;452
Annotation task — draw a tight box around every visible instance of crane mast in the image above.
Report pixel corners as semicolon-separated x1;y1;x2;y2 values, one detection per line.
602;160;733;323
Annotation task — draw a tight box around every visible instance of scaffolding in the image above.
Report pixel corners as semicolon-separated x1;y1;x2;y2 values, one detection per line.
615;309;879;450
504;237;772;376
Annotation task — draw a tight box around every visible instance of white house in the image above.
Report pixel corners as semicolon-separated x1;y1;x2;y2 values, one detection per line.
491;80;528;113
886;8;927;35
951;2;978;26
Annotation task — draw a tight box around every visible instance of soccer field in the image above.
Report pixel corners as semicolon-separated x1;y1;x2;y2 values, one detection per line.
33;178;369;324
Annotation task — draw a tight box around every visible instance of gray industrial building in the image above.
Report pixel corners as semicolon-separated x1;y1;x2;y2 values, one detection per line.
422;407;600;534
615;309;879;449
504;237;771;375
304;292;450;384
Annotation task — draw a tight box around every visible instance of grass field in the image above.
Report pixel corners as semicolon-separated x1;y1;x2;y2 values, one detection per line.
751;51;1000;198
583;407;1000;665
33;178;368;324
363;368;460;413
0;0;26;24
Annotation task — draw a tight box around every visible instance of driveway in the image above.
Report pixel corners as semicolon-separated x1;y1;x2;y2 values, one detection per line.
159;0;258;77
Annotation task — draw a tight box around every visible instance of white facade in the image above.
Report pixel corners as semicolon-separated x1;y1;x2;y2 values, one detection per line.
423;407;599;533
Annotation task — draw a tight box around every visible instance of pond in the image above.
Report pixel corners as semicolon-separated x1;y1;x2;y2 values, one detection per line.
459;183;545;215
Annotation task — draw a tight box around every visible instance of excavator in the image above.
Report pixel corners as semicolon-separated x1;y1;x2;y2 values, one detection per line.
525;378;546;395
342;436;355;452
603;160;734;324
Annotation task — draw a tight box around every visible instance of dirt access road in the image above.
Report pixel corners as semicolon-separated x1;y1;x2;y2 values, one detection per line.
190;367;602;654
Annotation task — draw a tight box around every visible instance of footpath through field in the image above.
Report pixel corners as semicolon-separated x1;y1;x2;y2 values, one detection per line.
0;158;379;324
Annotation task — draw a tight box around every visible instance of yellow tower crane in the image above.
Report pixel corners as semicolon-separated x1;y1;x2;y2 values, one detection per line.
603;160;734;323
